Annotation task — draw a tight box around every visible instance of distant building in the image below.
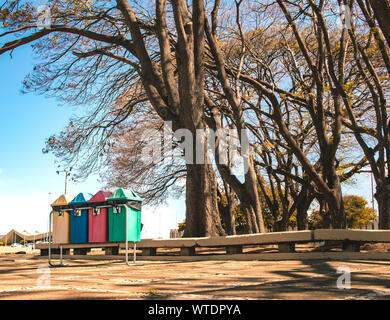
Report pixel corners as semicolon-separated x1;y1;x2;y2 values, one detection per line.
169;229;183;239
365;218;379;230
0;229;50;245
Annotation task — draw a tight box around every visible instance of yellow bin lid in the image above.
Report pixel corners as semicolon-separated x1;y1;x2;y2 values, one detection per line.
51;194;74;207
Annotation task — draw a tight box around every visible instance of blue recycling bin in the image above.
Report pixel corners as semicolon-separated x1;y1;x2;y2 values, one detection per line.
69;192;93;244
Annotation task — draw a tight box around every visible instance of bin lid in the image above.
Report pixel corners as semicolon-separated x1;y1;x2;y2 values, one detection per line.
108;188;143;202
69;192;93;205
51;194;73;207
87;190;113;203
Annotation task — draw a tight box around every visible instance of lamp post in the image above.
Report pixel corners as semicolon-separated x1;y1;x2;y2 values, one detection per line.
371;173;375;211
56;168;72;194
47;192;52;242
360;170;377;229
359;170;376;212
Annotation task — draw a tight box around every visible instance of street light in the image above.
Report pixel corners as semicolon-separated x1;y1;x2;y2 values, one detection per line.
359;170;376;212
56;168;72;194
359;170;378;229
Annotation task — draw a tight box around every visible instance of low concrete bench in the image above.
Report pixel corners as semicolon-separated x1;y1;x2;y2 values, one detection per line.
36;229;390;258
314;229;390;252
111;231;313;256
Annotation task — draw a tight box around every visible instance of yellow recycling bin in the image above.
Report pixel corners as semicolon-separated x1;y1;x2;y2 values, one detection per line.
51;194;73;244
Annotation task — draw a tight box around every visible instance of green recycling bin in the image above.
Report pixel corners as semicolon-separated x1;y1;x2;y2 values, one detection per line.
108;188;143;242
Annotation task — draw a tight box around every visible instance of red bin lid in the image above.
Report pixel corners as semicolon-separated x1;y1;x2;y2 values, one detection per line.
87;190;113;203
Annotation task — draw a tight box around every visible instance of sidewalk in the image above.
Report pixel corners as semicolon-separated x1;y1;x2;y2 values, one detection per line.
1;254;390;299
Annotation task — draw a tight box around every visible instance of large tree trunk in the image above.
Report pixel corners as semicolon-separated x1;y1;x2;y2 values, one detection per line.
226;184;236;235
218;199;236;235
184;162;225;237
327;189;346;229
321;178;345;229
244;157;266;233
181;117;226;237
319;200;331;229
369;0;390;48
274;214;289;232
327;172;346;229
376;183;390;229
296;193;314;230
242;204;257;233
218;184;236;235
296;210;308;230
322;149;347;229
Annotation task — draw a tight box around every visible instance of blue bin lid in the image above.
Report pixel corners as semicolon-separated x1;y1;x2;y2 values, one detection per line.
69;192;93;205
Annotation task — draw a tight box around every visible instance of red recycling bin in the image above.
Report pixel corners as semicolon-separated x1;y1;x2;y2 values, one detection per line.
87;190;112;243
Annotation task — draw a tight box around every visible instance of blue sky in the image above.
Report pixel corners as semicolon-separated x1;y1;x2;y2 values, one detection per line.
0;45;185;237
0;46;87;196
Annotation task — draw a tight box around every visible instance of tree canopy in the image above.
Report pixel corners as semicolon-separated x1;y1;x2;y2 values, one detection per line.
1;0;390;235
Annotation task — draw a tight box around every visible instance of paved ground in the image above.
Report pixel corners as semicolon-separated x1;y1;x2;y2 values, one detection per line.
0;247;39;254
1;254;390;300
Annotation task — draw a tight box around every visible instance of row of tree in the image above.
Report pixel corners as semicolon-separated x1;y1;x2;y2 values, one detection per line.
1;0;390;236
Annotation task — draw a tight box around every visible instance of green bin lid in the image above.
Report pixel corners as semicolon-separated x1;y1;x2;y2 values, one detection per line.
108;188;143;202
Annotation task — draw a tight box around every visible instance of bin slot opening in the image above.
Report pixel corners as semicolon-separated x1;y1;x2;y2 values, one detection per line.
113;206;121;214
93;208;101;215
74;209;82;217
